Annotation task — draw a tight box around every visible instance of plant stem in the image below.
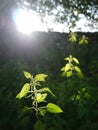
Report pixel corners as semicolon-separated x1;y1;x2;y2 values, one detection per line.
33;84;39;120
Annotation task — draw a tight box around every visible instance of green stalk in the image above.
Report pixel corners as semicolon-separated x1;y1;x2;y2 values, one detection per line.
33;83;39;120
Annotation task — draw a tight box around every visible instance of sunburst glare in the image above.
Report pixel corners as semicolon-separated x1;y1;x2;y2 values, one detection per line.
13;9;46;35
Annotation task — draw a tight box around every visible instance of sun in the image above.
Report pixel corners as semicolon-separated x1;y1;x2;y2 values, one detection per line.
13;9;46;35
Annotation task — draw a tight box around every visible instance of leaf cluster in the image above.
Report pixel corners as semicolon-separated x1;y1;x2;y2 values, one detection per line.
16;71;63;118
61;55;83;78
68;32;89;45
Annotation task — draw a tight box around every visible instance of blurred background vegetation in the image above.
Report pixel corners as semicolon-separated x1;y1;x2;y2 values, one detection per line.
0;0;98;130
0;30;98;130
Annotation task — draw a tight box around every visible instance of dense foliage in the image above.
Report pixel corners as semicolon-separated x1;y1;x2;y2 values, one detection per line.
17;0;98;28
0;30;98;130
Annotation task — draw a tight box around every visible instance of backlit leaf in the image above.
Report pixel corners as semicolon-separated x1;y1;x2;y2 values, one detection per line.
79;39;84;44
16;83;30;99
24;71;31;79
39;109;47;116
82;88;86;91
40;87;55;97
76;95;81;100
69;32;77;43
74;66;81;73
34;74;48;82
16;93;20;99
66;71;72;78
61;72;67;77
65;63;71;72
84;39;88;44
37;93;47;103
65;57;69;61
79;35;88;45
61;66;65;71
73;57;79;64
46;103;63;113
77;72;84;78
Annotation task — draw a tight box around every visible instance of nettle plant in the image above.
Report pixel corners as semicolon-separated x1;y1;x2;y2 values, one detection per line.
61;55;83;78
61;32;88;78
16;72;63;119
16;32;89;129
68;32;89;44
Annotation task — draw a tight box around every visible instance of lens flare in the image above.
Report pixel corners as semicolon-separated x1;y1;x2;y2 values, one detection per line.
13;9;46;35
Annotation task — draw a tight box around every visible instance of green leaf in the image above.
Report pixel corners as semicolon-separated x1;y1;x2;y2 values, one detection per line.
73;57;79;64
84;93;91;99
79;39;84;44
79;35;88;45
69;36;77;43
37;93;47;103
64;57;69;61
22;106;30;112
16;93;20;99
69;32;77;43
16;83;30;99
46;103;63;113
61;72;67;77
39;109;47;116
21;106;31;115
65;63;71;72
66;71;72;78
34;74;48;82
82;88;86;92
77;72;84;78
40;87;55;97
18;106;31;118
24;71;31;79
69;55;72;58
76;95;81;100
61;66;65;71
74;66;81;73
84;39;88;44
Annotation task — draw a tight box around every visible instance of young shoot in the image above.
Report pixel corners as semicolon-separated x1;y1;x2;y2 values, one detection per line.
61;55;83;78
16;71;63;120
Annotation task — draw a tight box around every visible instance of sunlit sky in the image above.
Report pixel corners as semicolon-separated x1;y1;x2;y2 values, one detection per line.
13;8;98;35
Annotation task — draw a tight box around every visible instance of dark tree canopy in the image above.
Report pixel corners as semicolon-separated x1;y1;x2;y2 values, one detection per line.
0;0;98;29
17;0;98;28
